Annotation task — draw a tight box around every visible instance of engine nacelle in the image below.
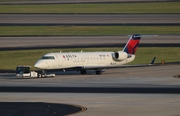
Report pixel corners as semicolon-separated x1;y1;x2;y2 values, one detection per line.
112;51;128;61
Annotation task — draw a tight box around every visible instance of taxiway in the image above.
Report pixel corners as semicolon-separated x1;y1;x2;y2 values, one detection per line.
0;64;180;115
0;35;180;48
1;14;179;25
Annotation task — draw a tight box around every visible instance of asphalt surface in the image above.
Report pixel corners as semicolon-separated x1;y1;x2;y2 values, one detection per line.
0;64;180;89
0;35;179;49
1;87;180;93
0;93;180;116
0;65;180;116
1;1;179;115
0;102;85;116
0;13;179;50
1;14;180;25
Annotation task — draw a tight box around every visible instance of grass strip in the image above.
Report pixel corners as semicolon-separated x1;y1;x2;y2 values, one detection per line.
0;26;180;36
0;2;179;13
0;47;179;70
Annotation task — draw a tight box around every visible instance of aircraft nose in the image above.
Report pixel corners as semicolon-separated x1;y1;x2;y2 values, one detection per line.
34;63;39;68
34;61;44;69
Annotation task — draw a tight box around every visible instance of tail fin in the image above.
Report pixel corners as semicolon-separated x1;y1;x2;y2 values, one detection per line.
123;34;141;54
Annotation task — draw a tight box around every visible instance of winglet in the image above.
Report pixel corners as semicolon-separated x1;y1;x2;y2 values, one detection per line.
150;56;156;64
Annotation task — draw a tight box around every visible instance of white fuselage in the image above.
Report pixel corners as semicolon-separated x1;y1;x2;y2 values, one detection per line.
34;51;135;70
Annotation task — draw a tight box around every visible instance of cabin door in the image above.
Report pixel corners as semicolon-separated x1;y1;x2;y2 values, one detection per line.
56;54;63;66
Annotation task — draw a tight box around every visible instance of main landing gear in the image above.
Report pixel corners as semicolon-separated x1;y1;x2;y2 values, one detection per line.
80;69;102;75
96;70;102;75
80;70;87;75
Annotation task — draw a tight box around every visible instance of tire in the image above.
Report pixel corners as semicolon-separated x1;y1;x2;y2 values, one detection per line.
38;73;41;78
96;70;102;75
80;70;87;75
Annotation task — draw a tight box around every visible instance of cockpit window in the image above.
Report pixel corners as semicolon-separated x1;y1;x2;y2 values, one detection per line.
41;56;55;59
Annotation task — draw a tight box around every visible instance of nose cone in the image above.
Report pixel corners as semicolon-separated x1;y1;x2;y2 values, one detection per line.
34;61;44;69
34;63;40;69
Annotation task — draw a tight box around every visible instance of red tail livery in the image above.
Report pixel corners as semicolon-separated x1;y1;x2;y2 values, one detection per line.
123;34;141;54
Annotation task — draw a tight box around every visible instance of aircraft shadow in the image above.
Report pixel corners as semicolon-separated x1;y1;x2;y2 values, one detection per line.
0;102;85;116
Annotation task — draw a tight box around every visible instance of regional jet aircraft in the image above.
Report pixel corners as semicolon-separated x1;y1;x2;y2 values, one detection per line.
34;34;145;75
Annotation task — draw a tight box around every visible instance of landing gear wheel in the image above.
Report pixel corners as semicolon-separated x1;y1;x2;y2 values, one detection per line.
41;70;45;75
38;73;42;78
80;70;87;75
41;70;46;78
96;70;102;75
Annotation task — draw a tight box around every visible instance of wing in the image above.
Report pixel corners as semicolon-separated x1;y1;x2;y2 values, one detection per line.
67;56;157;70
